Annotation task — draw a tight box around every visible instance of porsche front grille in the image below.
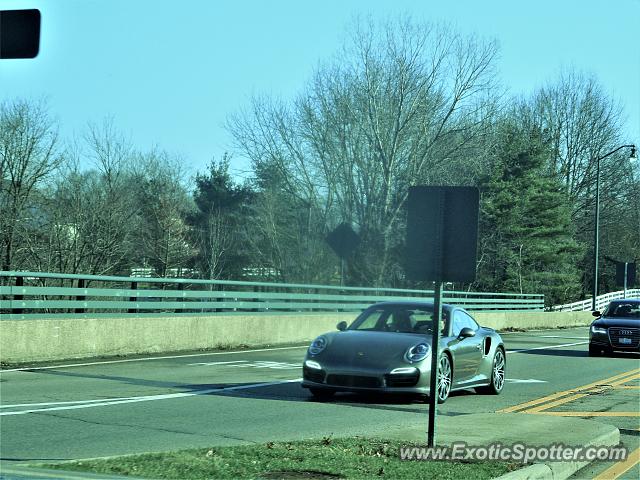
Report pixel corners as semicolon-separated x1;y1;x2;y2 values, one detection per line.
326;374;381;388
385;371;420;387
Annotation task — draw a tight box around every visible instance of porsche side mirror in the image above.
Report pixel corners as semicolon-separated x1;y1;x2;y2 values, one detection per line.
592;311;601;317
458;327;476;339
337;321;347;331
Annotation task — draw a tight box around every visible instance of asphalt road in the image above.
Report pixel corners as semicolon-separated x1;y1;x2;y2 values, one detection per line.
1;327;639;478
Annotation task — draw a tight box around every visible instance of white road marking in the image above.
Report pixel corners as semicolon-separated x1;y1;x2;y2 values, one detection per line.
0;379;303;416
506;378;548;384
1;396;148;409
219;379;302;392
0;330;592;374
188;360;300;369
498;325;589;338
537;335;588;340
0;345;308;373
188;361;248;366
229;361;300;370
507;341;588;353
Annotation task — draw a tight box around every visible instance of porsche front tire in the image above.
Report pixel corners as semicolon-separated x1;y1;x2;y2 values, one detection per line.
436;354;452;404
309;388;335;400
478;347;505;395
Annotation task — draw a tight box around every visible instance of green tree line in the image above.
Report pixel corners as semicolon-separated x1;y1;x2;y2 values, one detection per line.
1;18;638;306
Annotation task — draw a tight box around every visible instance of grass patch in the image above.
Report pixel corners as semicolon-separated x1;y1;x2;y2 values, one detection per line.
43;437;519;479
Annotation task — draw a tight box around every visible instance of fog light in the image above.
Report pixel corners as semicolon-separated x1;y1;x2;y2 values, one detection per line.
304;360;322;370
390;367;418;374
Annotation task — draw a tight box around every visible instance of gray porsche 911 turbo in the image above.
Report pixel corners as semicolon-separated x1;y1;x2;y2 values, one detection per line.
302;301;505;403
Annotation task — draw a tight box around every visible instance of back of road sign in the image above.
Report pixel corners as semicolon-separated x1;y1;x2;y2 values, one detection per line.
405;186;479;283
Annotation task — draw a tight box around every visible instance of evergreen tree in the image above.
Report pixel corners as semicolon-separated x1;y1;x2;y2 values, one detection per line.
189;156;254;279
477;122;583;306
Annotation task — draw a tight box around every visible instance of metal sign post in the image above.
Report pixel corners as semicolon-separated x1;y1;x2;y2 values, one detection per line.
624;262;628;298
405;186;479;448
427;281;443;447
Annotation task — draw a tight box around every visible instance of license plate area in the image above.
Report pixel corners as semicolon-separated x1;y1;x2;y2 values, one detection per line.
619;338;632;345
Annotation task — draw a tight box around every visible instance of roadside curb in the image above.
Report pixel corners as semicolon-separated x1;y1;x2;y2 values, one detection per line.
1;414;620;480
494;421;620;480
0;464;142;480
375;412;621;480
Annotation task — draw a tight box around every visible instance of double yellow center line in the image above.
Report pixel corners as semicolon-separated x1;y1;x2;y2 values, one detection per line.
500;368;640;480
594;446;640;480
498;368;640;416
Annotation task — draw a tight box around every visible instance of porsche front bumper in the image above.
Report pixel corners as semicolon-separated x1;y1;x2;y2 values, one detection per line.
301;361;431;394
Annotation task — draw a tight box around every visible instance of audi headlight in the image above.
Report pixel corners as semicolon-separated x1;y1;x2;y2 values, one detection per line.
405;343;430;363
591;325;607;335
308;336;328;355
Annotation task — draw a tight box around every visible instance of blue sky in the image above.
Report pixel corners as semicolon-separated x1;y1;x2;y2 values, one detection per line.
1;0;639;179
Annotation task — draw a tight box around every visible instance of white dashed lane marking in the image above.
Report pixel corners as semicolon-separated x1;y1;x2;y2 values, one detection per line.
229;361;300;369
188;360;300;369
506;378;547;384
0;345;308;373
0;379;303;416
537;335;588;340
507;341;588;354
188;361;248;366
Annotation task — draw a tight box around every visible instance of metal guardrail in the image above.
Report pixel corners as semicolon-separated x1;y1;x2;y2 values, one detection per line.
0;271;545;319
551;289;640;312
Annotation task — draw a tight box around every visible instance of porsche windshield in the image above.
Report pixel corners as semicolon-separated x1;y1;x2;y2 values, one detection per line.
350;306;448;335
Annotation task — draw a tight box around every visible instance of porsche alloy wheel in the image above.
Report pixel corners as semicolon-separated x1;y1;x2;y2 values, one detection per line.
479;348;505;395
437;354;452;403
491;348;506;393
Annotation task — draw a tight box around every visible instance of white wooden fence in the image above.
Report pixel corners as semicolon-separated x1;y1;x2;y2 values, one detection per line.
552;289;640;312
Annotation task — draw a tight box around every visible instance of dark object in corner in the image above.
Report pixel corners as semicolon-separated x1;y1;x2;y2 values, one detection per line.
0;9;41;59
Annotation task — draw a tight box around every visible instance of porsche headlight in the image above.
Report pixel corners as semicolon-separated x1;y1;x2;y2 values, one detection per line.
405;343;430;363
308;336;328;355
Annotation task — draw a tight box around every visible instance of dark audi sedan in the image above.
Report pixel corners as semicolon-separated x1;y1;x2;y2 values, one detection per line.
589;299;640;356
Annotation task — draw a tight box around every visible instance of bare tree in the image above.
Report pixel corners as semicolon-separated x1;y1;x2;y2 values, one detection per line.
0;99;62;271
243;185;335;283
529;70;626;216
228;18;499;285
80;120;139;274
196;208;233;280
525;70;636;296
30;164;136;275
26;121;140;275
132;151;195;277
